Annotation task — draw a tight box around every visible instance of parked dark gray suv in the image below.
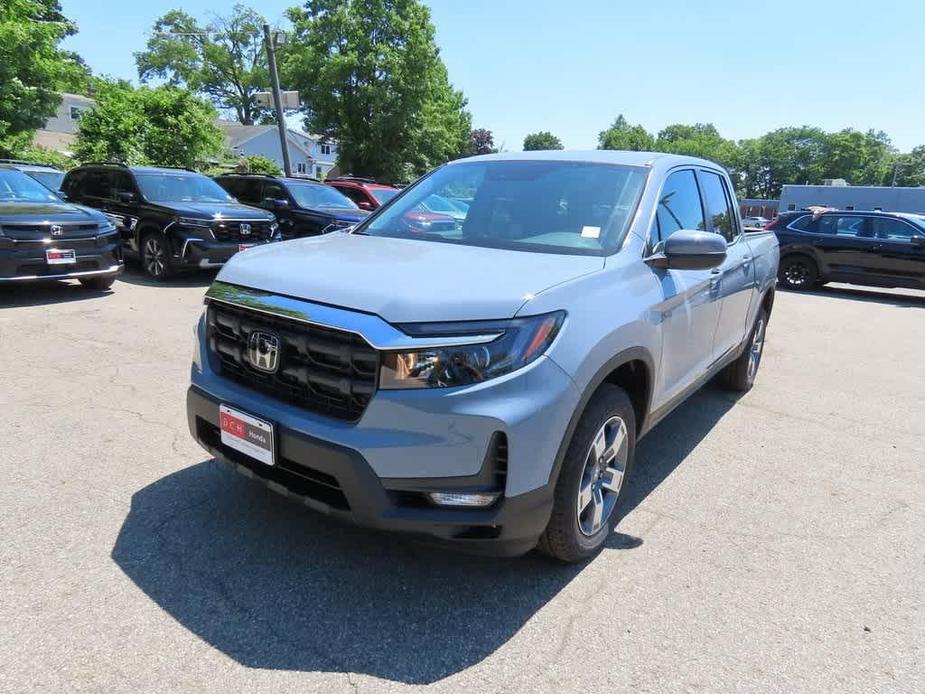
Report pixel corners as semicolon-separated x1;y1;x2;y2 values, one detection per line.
62;164;280;280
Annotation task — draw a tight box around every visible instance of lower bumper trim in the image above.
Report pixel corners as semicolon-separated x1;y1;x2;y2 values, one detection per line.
0;263;124;282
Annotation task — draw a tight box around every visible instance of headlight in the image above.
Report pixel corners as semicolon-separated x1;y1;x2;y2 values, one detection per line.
177;216;212;229
380;311;565;389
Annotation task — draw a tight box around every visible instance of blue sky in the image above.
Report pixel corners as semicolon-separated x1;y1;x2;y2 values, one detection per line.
60;0;925;151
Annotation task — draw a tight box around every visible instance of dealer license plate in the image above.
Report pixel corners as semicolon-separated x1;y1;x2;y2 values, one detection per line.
219;404;275;466
46;249;76;265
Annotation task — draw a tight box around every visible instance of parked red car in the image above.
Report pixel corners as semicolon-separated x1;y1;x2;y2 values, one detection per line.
326;177;399;210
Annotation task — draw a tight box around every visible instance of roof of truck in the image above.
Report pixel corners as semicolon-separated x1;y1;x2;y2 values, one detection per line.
451;149;723;170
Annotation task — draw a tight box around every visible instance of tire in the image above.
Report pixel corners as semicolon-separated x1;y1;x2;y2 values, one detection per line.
79;275;116;291
538;384;636;563
140;231;173;281
719;308;768;392
778;255;818;290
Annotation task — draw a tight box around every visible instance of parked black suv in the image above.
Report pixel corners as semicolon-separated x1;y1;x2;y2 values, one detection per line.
62;164;280;280
768;209;925;290
214;174;368;239
0;160;66;194
0;167;122;288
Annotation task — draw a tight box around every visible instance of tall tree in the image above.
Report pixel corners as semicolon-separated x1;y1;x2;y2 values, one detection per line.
597;115;655;151
523;131;563;151
74;81;225;168
0;0;89;153
889;146;925;187
467;128;496;156
283;0;471;181
135;5;270;125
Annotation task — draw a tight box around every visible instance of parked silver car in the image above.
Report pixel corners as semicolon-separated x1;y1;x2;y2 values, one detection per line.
187;151;779;562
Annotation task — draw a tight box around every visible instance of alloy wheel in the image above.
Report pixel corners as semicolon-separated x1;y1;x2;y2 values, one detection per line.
576;415;628;536
747;318;766;383
144;237;166;278
783;261;810;287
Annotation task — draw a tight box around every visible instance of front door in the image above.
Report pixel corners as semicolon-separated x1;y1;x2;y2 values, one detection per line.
648;169;724;410
698;169;755;360
863;216;925;288
812;214;873;282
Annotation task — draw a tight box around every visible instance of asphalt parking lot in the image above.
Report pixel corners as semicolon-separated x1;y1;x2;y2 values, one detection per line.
1;271;923;693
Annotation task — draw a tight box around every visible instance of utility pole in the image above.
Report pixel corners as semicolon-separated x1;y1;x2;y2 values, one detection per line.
263;24;292;177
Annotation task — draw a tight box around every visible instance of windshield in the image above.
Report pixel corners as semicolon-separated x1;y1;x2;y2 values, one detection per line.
27;170;65;192
135;173;234;203
371;188;399;204
423;194;461;214
357;161;648;255
0;169;61;203
289;183;358;209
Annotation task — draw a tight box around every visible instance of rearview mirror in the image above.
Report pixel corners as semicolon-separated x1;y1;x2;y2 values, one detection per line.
647;230;727;270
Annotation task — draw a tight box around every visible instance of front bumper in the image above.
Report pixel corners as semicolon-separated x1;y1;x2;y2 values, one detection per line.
0;233;123;282
188;310;582;554
188;386;555;556
174;237;278;269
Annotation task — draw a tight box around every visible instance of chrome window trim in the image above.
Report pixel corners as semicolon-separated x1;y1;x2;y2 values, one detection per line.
204;281;503;351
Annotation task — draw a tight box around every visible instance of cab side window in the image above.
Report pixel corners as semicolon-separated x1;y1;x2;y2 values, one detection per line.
113;172;138;200
699;171;738;242
262;181;287;203
81;170;113;200
653;170;706;245
818;215;867;237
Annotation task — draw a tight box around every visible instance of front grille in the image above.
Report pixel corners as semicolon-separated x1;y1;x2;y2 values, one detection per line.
211;220;273;242
206;301;380;422
1;222;100;240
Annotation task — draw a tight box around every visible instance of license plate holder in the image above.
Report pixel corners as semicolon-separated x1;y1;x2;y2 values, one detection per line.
46;248;76;265
219;404;275;466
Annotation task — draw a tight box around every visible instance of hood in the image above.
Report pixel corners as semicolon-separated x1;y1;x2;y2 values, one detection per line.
217;232;604;322
163;202;274;221
0;201;105;225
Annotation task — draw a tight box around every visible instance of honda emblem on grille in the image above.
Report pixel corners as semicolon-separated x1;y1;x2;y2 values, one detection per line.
50;225;64;236
248;331;280;373
240;223;252;236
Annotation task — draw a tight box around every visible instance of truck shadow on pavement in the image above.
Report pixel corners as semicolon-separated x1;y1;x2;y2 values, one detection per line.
0;280;116;308
111;386;738;684
788;285;925;308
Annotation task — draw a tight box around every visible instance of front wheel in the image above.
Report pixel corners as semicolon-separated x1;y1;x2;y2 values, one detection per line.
538;385;636;563
140;231;173;281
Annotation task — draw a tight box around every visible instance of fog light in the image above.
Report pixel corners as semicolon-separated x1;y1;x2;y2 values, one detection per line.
427;492;500;508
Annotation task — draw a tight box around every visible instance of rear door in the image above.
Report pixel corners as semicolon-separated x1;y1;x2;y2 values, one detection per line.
812;213;872;281
648;169;724;407
698;169;755;360
865;216;925;287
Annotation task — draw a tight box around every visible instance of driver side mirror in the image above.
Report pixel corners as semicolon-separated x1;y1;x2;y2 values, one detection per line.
647;230;728;270
264;197;289;210
357;200;374;211
117;191;137;204
911;235;925;247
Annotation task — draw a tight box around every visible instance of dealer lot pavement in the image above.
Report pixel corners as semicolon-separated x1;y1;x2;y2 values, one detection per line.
1;275;923;693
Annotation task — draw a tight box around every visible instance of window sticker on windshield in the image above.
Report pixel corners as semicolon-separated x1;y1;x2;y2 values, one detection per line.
581;225;601;239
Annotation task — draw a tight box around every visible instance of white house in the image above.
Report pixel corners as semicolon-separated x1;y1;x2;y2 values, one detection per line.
217;120;338;178
33;92;96;155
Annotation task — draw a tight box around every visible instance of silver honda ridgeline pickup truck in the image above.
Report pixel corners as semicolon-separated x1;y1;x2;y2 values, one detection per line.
187;151;779;562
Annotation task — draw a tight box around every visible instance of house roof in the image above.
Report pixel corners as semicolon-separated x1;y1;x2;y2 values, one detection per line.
216;120;333;155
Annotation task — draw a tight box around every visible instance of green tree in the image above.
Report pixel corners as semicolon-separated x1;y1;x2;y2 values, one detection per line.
74;81;225;168
523;131;563;151
283;0;471;181
135;5;270;125
597;115;655;151
0;0;89;154
889;146;925;187
655;123;739;168
819;128;894;185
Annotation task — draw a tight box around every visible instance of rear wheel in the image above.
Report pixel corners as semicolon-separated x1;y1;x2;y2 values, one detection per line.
140;231;173;281
79;275;116;291
778;255;818;290
538;385;636;563
719;308;768;392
